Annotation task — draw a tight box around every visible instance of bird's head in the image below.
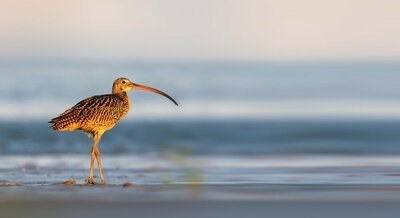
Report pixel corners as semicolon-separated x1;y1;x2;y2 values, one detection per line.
112;77;178;106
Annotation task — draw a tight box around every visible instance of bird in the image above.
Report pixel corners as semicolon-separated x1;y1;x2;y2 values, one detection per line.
49;78;178;185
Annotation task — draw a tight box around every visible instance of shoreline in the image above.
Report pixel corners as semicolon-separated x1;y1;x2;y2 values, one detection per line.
2;184;400;218
2;154;400;217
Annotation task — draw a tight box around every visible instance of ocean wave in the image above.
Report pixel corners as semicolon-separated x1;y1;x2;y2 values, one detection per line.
2;154;400;170
2;99;400;120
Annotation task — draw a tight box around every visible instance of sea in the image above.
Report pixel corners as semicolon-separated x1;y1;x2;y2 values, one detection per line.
1;60;400;187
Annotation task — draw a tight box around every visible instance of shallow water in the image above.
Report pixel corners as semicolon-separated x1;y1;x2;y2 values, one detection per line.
2;120;400;155
1;154;400;187
2;120;400;188
1;121;400;217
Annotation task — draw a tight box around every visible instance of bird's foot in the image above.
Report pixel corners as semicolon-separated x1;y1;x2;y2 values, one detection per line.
100;180;106;186
86;177;96;185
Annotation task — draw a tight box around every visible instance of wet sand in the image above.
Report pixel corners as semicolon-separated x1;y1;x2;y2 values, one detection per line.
2;183;400;218
2;155;400;217
3;199;400;218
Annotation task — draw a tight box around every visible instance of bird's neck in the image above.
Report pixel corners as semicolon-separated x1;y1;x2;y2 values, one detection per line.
114;90;129;98
112;85;123;94
118;90;130;99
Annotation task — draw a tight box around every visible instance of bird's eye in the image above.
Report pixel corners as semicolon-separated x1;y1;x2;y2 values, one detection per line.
122;81;126;84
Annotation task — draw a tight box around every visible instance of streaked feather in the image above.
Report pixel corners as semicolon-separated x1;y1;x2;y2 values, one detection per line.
49;93;130;133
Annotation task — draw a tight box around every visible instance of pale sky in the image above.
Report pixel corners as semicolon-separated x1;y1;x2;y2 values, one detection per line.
0;0;399;61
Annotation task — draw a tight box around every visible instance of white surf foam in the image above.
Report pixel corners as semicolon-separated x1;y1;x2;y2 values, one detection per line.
2;154;400;170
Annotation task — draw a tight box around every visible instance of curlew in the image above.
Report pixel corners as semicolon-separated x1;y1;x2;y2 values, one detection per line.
49;78;178;185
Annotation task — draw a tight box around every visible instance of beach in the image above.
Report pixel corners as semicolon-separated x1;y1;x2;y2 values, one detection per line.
3;190;400;218
2;121;400;217
2;154;400;218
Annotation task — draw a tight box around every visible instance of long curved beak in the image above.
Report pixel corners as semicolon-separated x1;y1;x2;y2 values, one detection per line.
130;83;179;106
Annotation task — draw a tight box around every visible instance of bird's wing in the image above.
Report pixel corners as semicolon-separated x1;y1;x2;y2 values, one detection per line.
49;95;99;123
49;94;128;131
78;95;127;125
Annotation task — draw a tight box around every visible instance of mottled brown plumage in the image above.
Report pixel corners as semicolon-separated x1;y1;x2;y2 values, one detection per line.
50;93;130;134
49;77;178;185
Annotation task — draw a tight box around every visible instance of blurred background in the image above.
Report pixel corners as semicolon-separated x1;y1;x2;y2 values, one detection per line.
0;0;400;188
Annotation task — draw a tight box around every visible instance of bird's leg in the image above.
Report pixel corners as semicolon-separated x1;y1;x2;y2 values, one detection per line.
87;143;96;185
87;133;100;185
94;146;105;185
